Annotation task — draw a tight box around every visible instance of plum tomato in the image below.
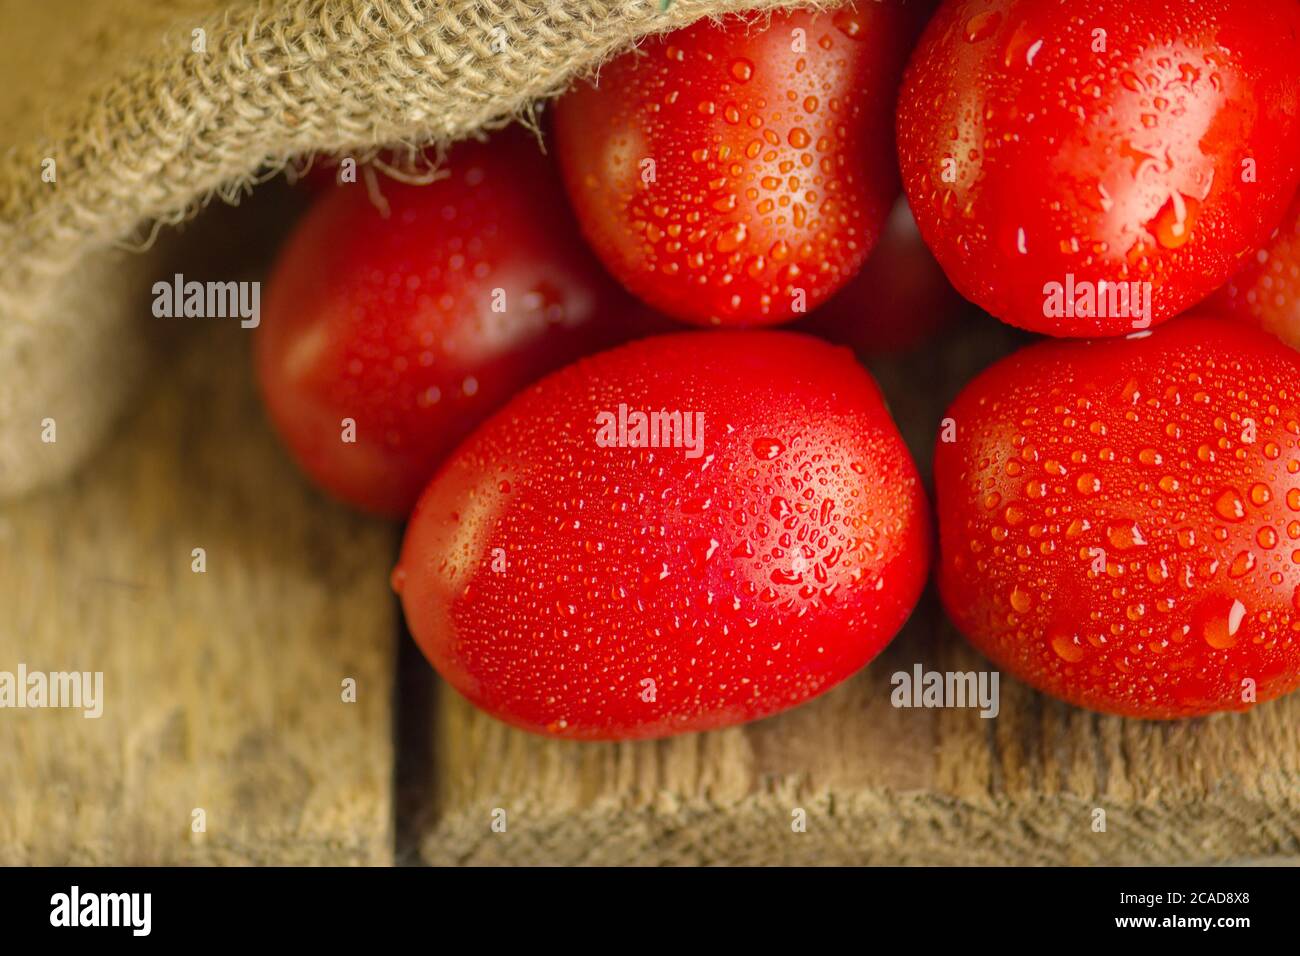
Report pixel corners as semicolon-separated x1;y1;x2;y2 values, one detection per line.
1209;189;1300;350
795;197;968;353
256;129;635;518
552;3;916;327
898;0;1300;336
394;332;932;739
935;315;1300;717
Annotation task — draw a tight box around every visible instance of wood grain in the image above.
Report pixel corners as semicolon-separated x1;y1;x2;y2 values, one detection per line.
3;197;1297;865
416;315;1300;865
0;315;399;865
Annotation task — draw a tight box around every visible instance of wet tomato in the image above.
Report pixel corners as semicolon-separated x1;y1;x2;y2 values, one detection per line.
898;0;1300;336
553;3;915;327
256;130;634;518
935;315;1300;717
395;332;931;739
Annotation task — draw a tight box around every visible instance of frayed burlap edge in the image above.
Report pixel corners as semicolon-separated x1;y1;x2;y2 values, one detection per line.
0;0;830;499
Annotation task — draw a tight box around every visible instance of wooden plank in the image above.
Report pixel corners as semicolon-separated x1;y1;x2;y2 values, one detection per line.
416;314;1300;865
0;319;399;865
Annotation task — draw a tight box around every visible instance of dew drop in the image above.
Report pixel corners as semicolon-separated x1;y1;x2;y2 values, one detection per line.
730;58;754;83
832;9;864;39
688;536;720;574
770;567;803;585
1228;550;1256;578
1009;586;1032;613
1199;596;1247;649
1076;473;1101;495
1106;523;1146;550
1051;634;1086;663
1147;192;1197;249
715;223;747;253
964;10;1001;42
1214;488;1246;522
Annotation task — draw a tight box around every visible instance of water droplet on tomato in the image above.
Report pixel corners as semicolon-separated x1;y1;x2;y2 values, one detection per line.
688;536;720;575
964;11;1001;42
770;567;803;586
832;9;864;39
1146;559;1169;584
1107;523;1147;550
730;58;754;83
1147;193;1198;249
1198;595;1247;649
1052;634;1086;663
715;223;747;253
1228;551;1256;578
1214;487;1246;522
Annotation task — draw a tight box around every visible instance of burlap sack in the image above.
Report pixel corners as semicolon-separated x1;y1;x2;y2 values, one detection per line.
0;0;825;500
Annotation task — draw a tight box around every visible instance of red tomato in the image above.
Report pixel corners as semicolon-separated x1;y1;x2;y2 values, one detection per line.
1209;189;1300;349
795;197;968;353
552;3;915;327
935;315;1300;717
394;332;931;739
256;130;635;518
898;0;1300;336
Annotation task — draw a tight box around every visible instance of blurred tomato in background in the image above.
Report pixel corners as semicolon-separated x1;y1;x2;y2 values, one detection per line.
795;197;968;353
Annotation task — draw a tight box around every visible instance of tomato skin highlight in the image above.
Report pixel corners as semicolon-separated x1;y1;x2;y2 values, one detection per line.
553;4;914;328
395;332;931;739
935;315;1300;718
898;0;1300;337
256;131;634;518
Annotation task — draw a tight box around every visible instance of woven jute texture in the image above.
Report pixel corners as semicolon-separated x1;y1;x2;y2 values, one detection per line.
0;0;822;499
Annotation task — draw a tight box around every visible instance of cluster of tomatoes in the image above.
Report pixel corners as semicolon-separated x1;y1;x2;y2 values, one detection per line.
256;0;1300;738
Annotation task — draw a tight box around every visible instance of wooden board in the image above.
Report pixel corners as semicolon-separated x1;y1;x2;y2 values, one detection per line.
416;316;1300;866
2;192;1298;865
0;313;399;865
